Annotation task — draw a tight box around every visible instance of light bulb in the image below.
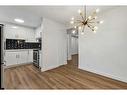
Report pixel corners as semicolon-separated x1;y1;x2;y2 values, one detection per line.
81;31;84;35
95;8;100;13
71;17;74;20
78;9;82;14
78;26;82;30
70;21;74;24
99;20;104;24
12;26;17;29
72;30;76;34
88;16;92;20
14;18;24;23
93;30;96;33
74;26;77;28
94;26;98;30
94;16;97;19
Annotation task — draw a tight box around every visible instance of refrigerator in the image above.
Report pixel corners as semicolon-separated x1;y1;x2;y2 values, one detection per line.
0;24;4;89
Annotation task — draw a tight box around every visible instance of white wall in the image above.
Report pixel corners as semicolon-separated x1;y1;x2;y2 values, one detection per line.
71;36;78;55
41;18;67;71
4;23;36;42
35;25;42;39
67;34;72;60
79;7;127;83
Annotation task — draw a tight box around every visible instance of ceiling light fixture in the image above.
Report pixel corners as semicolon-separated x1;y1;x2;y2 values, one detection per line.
12;26;18;29
70;6;103;35
14;18;24;23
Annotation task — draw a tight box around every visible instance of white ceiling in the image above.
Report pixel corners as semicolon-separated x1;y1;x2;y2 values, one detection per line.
0;6;116;28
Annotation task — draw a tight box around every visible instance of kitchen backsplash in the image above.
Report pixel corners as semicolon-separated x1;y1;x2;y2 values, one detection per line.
6;39;41;50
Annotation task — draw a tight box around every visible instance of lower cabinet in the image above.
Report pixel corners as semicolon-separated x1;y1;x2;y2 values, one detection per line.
5;50;33;66
5;51;18;66
27;50;33;63
18;51;28;64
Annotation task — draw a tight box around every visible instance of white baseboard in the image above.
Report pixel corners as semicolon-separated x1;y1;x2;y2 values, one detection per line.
41;62;67;72
79;66;127;83
41;65;59;72
67;56;72;60
5;62;33;69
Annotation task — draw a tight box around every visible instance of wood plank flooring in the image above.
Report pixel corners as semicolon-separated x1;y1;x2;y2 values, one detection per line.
4;54;127;89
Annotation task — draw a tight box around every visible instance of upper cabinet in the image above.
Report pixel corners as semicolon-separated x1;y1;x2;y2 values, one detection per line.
4;24;36;42
35;25;42;39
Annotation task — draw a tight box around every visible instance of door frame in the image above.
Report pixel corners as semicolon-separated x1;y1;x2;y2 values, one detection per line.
0;24;5;89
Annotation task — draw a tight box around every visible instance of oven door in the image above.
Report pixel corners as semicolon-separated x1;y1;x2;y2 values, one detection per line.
33;50;39;67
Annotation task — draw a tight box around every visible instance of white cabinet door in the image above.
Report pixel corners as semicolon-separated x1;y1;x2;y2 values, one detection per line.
5;51;18;66
5;24;35;40
27;50;33;63
18;51;28;64
5;25;18;39
5;50;33;66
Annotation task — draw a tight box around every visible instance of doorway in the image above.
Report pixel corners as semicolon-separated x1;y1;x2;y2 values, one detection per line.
67;29;78;68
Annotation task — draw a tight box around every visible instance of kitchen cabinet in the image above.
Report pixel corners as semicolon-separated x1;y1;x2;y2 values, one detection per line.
18;51;28;64
5;51;18;66
5;50;33;66
4;24;36;42
35;26;42;39
27;50;33;63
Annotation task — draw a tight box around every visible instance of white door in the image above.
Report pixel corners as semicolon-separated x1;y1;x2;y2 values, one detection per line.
5;51;18;66
27;50;33;63
18;51;28;64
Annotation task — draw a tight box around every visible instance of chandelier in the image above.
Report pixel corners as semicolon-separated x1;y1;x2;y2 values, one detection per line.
70;6;104;34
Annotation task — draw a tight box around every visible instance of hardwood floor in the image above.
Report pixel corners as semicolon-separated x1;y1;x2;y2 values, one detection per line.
4;54;127;89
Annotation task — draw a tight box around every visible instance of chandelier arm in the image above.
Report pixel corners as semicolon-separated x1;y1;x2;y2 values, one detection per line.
88;21;100;25
78;24;83;28
88;22;95;23
74;23;83;28
87;23;94;31
87;23;93;27
88;18;96;21
87;12;97;21
76;20;83;22
96;21;101;24
82;26;85;33
80;14;85;20
73;21;82;24
88;24;95;30
74;21;80;23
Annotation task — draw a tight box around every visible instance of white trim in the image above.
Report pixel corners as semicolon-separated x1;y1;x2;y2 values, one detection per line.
5;62;32;69
79;66;127;83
